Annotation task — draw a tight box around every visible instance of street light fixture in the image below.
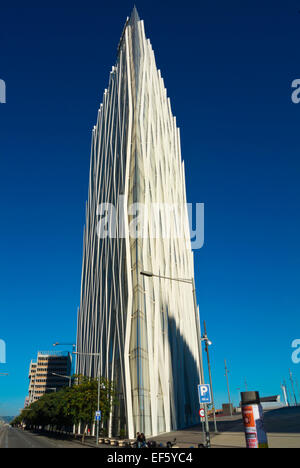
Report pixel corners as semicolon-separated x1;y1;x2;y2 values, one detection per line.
140;270;210;447
140;271;154;278
53;342;76;351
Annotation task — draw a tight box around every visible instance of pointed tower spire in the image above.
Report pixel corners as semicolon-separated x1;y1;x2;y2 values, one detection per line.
127;6;142;97
130;5;140;24
117;7;140;55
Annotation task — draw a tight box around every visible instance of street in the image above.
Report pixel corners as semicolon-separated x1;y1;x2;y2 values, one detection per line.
0;425;91;449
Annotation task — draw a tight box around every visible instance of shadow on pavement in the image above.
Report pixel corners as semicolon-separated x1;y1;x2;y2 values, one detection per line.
174;406;300;437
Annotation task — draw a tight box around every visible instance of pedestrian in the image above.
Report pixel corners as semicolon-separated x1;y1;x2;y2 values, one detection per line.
140;433;146;447
136;432;141;448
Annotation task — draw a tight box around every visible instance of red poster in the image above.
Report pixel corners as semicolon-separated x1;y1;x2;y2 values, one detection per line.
242;405;255;428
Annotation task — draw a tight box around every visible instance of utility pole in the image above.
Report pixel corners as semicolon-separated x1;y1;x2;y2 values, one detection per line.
224;360;233;417
284;379;292;406
289;369;298;406
296;379;300;402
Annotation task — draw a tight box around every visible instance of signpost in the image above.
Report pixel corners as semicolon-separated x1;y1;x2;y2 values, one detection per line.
199;408;205;422
95;410;101;443
198;384;211;448
198;384;212;404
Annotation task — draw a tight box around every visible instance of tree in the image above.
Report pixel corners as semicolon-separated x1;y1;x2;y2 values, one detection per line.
12;375;117;442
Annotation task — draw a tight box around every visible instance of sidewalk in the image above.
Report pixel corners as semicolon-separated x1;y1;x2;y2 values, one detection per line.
210;431;300;448
148;408;300;449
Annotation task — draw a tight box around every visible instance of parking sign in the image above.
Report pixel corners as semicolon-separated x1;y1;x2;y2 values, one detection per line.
198;384;212;404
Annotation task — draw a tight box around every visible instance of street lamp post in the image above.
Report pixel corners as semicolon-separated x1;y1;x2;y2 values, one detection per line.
140;270;210;447
201;321;218;433
73;351;101;446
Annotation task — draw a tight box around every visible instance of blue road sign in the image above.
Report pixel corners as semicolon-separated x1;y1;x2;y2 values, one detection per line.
198;384;212;404
95;410;101;422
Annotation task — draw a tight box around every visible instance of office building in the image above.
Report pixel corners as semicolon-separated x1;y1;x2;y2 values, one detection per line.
76;8;202;438
27;351;71;404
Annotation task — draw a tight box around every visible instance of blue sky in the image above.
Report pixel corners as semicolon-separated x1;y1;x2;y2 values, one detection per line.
0;0;300;415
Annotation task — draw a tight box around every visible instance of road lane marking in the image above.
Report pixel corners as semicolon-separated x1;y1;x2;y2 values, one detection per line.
13;429;36;448
0;428;5;448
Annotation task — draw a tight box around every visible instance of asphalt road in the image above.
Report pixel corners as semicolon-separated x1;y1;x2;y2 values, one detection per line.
0;425;91;448
263;406;300;433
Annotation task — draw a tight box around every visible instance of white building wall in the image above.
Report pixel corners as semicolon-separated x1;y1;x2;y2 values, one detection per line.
77;8;202;439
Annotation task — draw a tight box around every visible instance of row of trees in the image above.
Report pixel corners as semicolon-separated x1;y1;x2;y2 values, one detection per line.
12;375;117;439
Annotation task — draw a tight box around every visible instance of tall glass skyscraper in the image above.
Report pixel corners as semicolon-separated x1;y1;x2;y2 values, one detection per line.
76;8;202;438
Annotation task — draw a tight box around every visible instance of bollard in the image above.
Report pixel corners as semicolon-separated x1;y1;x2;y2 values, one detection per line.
241;391;268;448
